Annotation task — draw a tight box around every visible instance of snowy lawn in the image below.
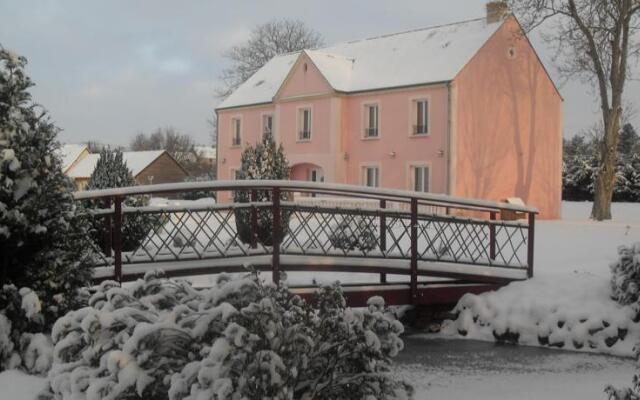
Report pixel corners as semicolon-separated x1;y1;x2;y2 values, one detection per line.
443;201;640;356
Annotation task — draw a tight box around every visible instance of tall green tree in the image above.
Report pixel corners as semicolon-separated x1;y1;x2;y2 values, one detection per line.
0;48;92;333
234;132;290;245
85;149;158;252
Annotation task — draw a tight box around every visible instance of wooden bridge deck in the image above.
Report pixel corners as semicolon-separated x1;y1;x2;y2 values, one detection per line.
74;180;536;306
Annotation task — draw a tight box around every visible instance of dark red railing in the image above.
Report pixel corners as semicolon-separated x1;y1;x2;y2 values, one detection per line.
73;180;537;298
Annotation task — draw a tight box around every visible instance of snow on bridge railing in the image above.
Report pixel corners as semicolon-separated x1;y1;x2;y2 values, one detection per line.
73;180;538;214
73;180;536;297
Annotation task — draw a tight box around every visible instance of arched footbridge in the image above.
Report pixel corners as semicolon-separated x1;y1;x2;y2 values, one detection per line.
74;180;536;306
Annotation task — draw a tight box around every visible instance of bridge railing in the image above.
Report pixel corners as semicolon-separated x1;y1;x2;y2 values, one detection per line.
73;180;537;293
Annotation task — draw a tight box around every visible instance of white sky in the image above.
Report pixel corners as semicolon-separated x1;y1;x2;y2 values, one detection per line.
0;0;638;146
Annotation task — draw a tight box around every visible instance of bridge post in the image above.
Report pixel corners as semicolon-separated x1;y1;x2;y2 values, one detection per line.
250;190;258;249
379;199;387;284
272;187;281;284
103;198;112;257
410;198;418;303
489;211;496;261
527;212;535;278
113;196;123;283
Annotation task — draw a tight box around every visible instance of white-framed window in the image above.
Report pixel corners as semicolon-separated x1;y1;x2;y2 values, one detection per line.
413;100;429;135
412;165;430;192
362;165;380;188
262;114;273;135
230;168;242;180
231;117;242;146
363;104;379;138
298;108;312;141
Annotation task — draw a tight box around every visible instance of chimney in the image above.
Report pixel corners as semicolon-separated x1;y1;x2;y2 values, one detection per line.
486;1;509;24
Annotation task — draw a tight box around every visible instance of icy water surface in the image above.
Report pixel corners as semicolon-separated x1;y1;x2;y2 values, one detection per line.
395;337;636;400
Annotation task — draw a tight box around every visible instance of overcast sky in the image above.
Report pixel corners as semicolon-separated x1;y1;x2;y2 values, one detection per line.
1;0;638;147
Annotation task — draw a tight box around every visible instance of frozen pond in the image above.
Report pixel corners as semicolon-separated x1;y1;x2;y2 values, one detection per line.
395;336;636;400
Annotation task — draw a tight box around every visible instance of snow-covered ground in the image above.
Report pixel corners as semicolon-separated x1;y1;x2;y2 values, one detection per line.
396;337;635;400
443;201;640;356
0;370;46;400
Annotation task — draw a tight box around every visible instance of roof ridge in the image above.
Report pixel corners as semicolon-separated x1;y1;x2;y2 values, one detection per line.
325;17;486;48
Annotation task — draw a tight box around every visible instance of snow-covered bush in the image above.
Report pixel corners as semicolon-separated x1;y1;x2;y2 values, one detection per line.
442;277;637;355
44;270;411;400
329;217;378;252
234;132;290;246
611;243;640;306
0;47;92;369
84;149;160;252
0;285;54;374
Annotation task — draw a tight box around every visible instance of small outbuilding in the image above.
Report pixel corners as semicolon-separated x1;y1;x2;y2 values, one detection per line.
61;147;188;190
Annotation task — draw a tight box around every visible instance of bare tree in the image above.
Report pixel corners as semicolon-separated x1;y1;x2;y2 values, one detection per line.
130;126;203;173
509;0;640;220
217;19;323;98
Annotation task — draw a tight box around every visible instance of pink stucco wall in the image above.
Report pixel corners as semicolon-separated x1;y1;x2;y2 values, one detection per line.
342;86;449;193
452;17;563;219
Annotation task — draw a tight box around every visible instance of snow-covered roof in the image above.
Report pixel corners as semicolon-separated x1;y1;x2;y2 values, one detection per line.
218;17;502;109
195;146;216;160
66;150;166;179
56;144;88;172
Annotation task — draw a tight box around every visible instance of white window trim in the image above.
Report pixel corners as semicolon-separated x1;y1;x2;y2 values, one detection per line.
260;112;274;135
230;167;241;180
296;105;313;142
406;162;432;193
360;162;381;188
361;100;381;140
230;116;242;148
408;96;431;137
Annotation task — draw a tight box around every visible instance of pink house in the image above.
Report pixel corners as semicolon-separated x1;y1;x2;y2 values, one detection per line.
216;5;563;219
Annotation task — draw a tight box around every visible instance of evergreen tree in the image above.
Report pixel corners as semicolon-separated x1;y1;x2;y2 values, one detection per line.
562;135;599;201
234;132;290;245
619;123;639;157
0;47;92;362
84;149;158;252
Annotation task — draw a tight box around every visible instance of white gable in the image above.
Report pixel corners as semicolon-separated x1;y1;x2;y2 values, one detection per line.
217;18;502;109
56;144;88;172
66;150;166;179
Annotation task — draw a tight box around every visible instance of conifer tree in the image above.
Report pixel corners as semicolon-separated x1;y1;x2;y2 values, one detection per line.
0;48;92;342
84;149;158;252
234;132;290;245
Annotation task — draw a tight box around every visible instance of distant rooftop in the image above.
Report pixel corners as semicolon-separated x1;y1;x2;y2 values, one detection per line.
218;17;504;109
66;150;166;179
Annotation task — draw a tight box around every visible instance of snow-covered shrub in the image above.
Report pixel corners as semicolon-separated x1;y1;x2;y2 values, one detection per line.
233;132;290;246
0;285;54;374
442;276;637;355
44;270;411;400
329;217;378;252
611;243;640;306
83;149;160;252
0;47;92;370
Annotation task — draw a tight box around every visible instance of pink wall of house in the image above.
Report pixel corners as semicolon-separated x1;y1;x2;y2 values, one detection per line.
342;86;449;193
452;17;563;219
217;104;275;180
